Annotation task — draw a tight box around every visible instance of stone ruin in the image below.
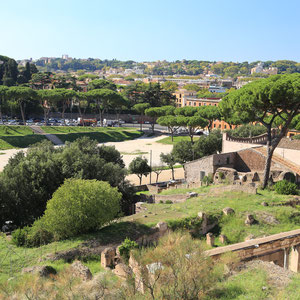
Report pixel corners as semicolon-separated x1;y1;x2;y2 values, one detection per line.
214;167;295;187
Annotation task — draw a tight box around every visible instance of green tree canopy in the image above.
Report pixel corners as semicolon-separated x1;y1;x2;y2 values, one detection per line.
219;74;300;188
129;156;151;185
41;179;121;239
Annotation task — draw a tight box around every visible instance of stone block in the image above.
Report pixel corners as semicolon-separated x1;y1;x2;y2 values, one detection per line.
223;207;235;216
113;263;132;279
206;233;215;247
219;234;227;244
101;247;116;268
71;260;92;281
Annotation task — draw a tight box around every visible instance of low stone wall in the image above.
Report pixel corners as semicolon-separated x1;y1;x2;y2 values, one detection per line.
152;194;189;203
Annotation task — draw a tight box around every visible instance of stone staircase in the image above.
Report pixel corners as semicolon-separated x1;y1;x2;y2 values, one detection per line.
30;125;64;146
254;147;300;176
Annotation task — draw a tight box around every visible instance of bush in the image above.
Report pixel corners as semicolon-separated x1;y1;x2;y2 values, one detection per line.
12;227;30;246
165;200;173;204
167;216;203;232
118;238;138;263
12;220;54;247
274;180;298;195
41;179;122;239
203;173;214;185
127;232;227;299
26;218;54;247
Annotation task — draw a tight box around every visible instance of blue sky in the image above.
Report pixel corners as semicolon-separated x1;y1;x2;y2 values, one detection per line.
1;0;299;62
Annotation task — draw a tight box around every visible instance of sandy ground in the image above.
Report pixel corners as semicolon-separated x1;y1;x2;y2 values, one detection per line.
0;148;24;171
105;134;173;167
126;167;184;185
0;135;181;182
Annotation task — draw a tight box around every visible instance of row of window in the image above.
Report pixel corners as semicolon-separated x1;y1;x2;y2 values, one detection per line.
188;102;218;107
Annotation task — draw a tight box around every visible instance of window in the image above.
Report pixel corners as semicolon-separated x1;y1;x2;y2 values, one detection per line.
226;157;230;164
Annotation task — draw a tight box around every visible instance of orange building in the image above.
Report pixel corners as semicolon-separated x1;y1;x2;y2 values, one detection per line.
174;89;232;130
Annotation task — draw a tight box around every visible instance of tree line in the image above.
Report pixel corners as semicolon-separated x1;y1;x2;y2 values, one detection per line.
0;78;176;124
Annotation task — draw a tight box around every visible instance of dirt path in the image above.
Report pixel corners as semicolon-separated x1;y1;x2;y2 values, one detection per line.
105;134;173;167
0;135;175;172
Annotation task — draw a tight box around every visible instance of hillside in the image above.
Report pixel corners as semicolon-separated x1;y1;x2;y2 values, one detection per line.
1;186;300;298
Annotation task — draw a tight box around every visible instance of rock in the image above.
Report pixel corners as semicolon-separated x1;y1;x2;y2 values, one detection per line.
113;263;132;279
244;234;255;241
116;245;122;257
245;214;255;226
197;211;206;219
143;215;148;218
261;201;269;206
71;260;92;281
187;192;198;197
219;234;227;244
156;222;168;232
22;265;57;277
206;233;214;247
101;247;116;268
222;207;235;216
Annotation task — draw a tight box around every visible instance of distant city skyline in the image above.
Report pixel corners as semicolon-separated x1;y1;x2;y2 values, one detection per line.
1;0;300;62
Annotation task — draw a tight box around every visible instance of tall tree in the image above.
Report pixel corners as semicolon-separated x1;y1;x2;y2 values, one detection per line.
0;86;8;123
54;88;77;124
157;115;180;141
129;157;151;185
145;107;165;133
133;103;151;131
219;74;300;189
160;153;176;180
88;79;117;91
175;107;208;143
197;105;221;132
86;89;120;126
7;86;37;124
37;89;59;125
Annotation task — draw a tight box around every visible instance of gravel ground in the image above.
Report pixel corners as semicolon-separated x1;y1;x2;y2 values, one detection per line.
236;260;293;289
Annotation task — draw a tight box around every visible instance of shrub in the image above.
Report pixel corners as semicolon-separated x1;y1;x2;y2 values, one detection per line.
127;232;227;299
12;227;30;246
167;216;203;232
219;172;225;180
118;238;138;263
41;179;122;239
26;218;54;247
274;180;298;195
165;200;173;204
203;173;214;185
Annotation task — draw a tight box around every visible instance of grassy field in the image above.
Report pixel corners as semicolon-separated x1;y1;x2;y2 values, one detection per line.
0;126;47;150
125;186;300;244
157;135;200;144
0;126;144;150
41;126;143;143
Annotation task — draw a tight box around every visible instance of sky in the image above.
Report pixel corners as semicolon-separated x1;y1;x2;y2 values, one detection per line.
1;0;300;62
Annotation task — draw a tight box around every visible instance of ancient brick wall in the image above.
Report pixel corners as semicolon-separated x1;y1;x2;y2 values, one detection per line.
234;149;284;172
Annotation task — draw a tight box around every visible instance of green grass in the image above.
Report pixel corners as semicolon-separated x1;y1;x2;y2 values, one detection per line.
0;221;151;283
206;268;271;299
0;126;34;136
125;186;300;243
156;135;200;145
0;126;144;149
41;126;143;143
0;125;48;150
